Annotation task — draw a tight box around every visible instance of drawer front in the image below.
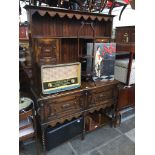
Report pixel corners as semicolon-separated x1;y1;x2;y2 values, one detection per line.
88;85;114;108
39;93;84;122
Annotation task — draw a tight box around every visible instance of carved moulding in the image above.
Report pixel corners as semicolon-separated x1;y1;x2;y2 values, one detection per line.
30;9;113;22
42;113;82;127
88;101;113;114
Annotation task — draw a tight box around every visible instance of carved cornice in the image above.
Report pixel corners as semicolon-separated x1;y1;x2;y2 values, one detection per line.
24;5;114;22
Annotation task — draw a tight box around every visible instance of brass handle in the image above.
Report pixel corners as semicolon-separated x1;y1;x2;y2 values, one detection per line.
99;94;104;97
91;102;96;106
37;108;40;115
62;103;70;109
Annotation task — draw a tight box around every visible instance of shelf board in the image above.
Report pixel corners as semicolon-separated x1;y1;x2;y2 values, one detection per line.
32;35;111;39
95;36;111;39
19;38;29;41
79;55;94;58
116;51;130;55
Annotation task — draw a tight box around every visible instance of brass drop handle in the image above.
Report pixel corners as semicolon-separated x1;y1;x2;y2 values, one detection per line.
62;103;70;109
74;101;77;107
99;94;103;97
37;108;40;115
91;101;96;106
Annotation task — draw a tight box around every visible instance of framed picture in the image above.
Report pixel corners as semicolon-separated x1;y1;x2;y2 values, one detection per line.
87;43;116;81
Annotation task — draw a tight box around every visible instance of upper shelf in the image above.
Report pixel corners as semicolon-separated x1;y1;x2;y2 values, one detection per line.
32;35;111;39
25;5;113;39
24;5;115;22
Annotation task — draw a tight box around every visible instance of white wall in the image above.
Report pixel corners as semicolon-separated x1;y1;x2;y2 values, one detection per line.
19;1;28;23
111;5;135;28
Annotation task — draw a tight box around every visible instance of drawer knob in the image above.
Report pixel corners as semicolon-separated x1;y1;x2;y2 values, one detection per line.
62;103;70;109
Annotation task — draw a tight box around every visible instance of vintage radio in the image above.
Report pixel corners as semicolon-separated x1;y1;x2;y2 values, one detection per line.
40;62;81;94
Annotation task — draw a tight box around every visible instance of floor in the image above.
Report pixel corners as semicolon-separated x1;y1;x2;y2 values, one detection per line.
20;117;135;155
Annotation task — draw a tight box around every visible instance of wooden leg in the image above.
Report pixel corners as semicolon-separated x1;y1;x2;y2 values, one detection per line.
41;127;46;155
34;137;40;155
81;114;85;140
111;104;116;128
34;128;40;155
115;112;121;127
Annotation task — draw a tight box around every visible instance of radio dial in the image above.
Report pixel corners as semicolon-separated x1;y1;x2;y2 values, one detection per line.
71;79;75;84
48;83;52;87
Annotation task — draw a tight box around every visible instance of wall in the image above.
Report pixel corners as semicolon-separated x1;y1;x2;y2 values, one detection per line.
111;5;135;28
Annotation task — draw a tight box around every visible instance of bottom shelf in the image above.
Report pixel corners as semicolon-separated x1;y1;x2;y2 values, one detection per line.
85;111;111;132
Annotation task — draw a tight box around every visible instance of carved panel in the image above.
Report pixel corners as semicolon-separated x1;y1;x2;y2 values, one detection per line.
88;100;113;113
46;113;82;127
33;38;60;65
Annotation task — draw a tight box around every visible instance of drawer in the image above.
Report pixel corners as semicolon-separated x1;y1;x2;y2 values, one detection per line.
39;93;84;122
88;85;114;108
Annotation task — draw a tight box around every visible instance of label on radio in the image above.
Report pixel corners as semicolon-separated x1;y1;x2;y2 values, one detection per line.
43;77;78;89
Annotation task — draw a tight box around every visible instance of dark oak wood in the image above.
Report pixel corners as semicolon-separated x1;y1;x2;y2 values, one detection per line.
31;80;119;153
115;26;135;44
32;80;119;126
117;84;135;110
25;5;114;38
25;5;115;95
85;111;110;132
115;26;135;86
24;5;118;154
114;26;135;126
115;83;135;126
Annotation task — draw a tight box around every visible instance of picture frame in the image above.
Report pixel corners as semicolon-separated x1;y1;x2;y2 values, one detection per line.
87;43;116;81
